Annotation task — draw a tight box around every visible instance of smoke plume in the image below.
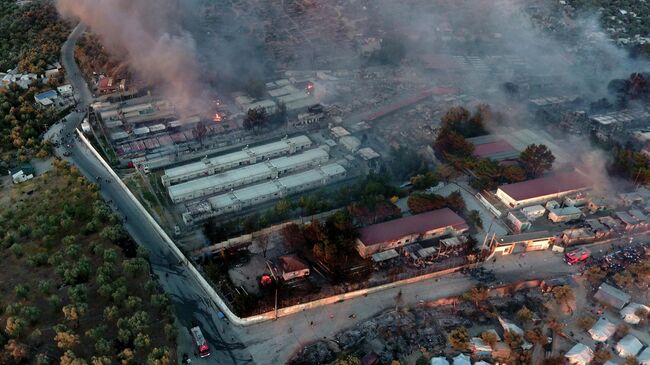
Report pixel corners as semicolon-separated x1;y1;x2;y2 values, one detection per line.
56;0;207;116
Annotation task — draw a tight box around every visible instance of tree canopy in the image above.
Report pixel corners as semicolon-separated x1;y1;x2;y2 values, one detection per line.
519;144;555;178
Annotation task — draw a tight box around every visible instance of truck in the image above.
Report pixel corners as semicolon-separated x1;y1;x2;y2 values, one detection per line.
564;248;591;265
189;326;210;358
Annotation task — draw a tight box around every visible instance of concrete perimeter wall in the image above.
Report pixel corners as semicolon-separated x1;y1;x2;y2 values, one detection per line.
78;128;476;326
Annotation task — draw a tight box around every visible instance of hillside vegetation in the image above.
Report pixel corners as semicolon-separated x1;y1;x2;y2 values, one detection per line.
0;0;71;165
0;160;176;364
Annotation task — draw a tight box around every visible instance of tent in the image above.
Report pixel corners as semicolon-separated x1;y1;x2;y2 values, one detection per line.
470;337;492;355
452;354;471;365
638;347;650;365
620;303;650;324
594;283;631;309
475;362;492;365
430;357;450;365
588;318;616;342
615;334;643;358
565;343;593;365
498;317;524;336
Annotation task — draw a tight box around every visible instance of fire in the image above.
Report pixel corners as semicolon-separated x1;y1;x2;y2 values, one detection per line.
212;113;222;122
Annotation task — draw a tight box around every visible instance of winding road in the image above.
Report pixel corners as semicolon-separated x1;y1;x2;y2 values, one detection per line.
56;23;253;365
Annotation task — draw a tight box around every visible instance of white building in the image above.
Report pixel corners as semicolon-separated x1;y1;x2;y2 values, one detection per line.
520;205;546;220
495;171;590;208
615;334;643;358
182;163;347;224
548;206;582;223
167;147;330;203
565;343;593;365
57;84;73;97
162;135;312;186
588;318;615;342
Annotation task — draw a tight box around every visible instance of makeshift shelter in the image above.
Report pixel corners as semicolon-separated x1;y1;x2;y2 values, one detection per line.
638;347;650;365
620;303;650;324
498;317;524;336
588;318;616;342
470;337;492;355
594;283;631;309
452;354;471;365
430;357;450;365
565;343;593;365
615;334;643;358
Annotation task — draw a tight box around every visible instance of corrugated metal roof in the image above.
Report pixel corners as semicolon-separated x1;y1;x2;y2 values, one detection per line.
498;171;590;202
358;208;468;247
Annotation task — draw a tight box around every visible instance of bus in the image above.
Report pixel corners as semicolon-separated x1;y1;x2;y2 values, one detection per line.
564;248;590;265
190;326;210;358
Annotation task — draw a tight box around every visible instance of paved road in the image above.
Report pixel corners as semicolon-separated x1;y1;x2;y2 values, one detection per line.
57;23;253;365
231;250;580;364
52;22;650;365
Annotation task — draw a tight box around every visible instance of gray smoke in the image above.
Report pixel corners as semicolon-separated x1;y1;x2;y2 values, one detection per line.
56;0;208;116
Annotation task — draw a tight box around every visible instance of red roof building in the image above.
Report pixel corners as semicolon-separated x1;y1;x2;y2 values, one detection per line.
496;171;590;208
275;255;310;281
356;208;469;258
473;140;518;160
98;77;116;94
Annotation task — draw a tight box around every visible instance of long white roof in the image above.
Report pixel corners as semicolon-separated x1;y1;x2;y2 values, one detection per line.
168;147;328;199
164;135;311;180
208;163;345;210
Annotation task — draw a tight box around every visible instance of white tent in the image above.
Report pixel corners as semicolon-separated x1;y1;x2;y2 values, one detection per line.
615;334;643;358
620;303;650;324
639;347;650;365
475;361;492;365
565;343;593;365
498;317;524;336
452;354;471;365
588;318;616;342
430;357;450;365
470;337;492;354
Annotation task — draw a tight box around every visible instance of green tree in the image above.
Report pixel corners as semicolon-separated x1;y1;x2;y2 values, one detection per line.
60;350;87;365
5;316;26;337
94;338;112;355
480;331;498;348
448;327;470;351
147;347;171;365
4;339;28;363
462;286;488;308
54;330;80;349
577;316;596;331
585;266;607;286
552;285;574;314
468;210;483;230
122;257;148;277
593;348;612;365
519;144;555;178
334;354;362;365
516;306;533;323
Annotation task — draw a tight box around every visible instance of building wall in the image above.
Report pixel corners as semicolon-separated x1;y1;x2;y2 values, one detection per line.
548;211;582;223
355;226;466;259
162;137;312;186
282;268;310;281
169;148;329;203
496;187;588;208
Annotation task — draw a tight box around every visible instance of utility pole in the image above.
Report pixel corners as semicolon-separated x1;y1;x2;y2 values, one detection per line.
274;288;278;320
